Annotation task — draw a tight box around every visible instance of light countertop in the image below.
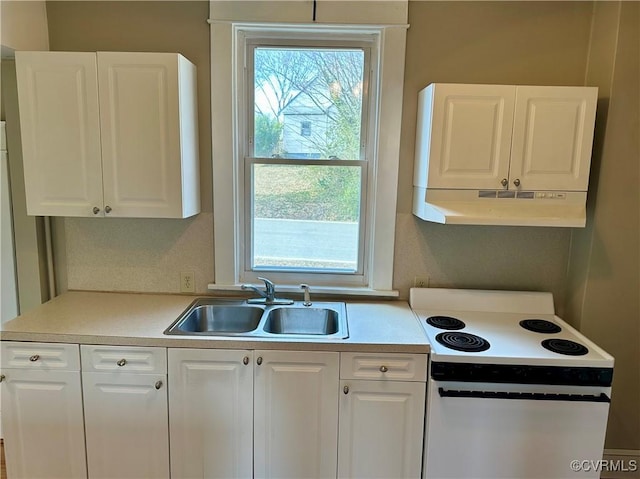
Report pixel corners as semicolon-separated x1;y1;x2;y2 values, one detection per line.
0;291;430;353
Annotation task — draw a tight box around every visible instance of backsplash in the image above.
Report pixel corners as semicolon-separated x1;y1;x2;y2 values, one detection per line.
63;211;570;308
65;212;213;295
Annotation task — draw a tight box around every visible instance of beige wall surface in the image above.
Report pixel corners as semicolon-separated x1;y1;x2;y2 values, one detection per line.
394;1;594;308
46;1;214;294
566;1;640;451
0;1;49;53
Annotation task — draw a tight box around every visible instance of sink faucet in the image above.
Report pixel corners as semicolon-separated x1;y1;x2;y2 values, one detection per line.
300;284;312;307
241;277;293;305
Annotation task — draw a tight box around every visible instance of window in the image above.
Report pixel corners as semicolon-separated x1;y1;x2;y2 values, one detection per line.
210;20;408;294
246;41;370;276
300;121;311;137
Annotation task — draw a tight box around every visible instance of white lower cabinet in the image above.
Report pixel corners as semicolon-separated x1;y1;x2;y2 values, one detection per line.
81;345;169;479
168;348;340;479
168;348;254;479
1;342;427;479
254;350;340;479
337;380;426;479
0;342;87;479
337;353;428;479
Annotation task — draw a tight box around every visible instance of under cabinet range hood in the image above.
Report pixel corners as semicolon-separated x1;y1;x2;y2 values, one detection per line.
412;188;587;227
412;83;598;227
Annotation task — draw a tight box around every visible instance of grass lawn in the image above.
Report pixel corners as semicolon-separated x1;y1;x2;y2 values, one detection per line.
253;164;360;222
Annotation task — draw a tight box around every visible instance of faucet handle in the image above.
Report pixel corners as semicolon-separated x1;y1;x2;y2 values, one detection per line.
257;277;275;297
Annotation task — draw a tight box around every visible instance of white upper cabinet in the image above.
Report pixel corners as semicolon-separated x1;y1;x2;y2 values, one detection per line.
414;83;515;190
15;51;200;218
414;83;597;192
510;86;597;191
15;52;103;217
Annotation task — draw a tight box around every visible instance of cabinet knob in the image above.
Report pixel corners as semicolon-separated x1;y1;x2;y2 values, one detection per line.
243;356;250;365
117;359;127;367
0;374;5;382
155;380;163;390
93;207;101;215
501;178;508;188
343;385;349;395
513;178;521;187
257;357;263;365
29;354;40;362
379;365;388;373
105;206;112;214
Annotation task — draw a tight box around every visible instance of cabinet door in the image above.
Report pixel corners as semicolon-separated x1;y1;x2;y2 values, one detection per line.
82;371;169;479
510;86;597;191
1;369;87;479
168;349;253;479
15;51;104;217
416;83;515;190
338;380;426;479
254;350;339;479
97;52;190;218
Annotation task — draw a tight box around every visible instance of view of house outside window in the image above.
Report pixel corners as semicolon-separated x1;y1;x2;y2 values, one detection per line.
249;46;367;273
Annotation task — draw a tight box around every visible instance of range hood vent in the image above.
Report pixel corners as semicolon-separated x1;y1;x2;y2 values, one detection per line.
412;188;587;228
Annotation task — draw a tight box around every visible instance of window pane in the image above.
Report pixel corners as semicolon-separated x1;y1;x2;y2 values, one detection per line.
252;164;361;271
253;47;364;160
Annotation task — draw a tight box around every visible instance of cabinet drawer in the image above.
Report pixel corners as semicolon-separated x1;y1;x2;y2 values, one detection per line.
340;353;427;382
1;341;80;371
81;345;166;374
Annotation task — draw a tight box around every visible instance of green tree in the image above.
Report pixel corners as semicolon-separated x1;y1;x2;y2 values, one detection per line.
254;114;283;158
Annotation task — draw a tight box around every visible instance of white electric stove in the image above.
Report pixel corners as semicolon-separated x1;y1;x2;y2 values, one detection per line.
410;288;614;479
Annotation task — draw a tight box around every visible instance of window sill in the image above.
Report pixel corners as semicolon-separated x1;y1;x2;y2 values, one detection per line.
207;283;399;298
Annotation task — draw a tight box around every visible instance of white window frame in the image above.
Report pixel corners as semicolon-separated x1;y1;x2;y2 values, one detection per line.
243;34;373;286
210;21;407;296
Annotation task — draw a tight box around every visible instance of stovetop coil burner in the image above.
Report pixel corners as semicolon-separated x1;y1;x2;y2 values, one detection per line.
520;319;562;334
426;316;465;330
435;332;490;353
541;338;589;356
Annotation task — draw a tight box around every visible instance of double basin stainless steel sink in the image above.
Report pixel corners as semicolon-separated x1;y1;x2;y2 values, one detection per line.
164;298;348;340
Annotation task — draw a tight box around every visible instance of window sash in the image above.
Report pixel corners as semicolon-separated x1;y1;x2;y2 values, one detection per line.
243;157;369;279
246;39;372;162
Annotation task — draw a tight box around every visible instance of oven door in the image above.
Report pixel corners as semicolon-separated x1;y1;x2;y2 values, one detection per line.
424;379;611;479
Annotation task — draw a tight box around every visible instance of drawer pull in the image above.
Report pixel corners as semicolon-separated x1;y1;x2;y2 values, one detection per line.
29;355;40;362
379;365;388;373
155;380;163;390
343;385;349;394
0;374;5;382
117;359;127;367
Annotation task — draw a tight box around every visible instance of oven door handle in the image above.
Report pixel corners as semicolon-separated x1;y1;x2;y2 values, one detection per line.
438;387;610;403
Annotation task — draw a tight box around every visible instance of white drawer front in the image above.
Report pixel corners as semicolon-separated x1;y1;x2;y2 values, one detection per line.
1;342;80;371
340;353;427;382
81;345;166;374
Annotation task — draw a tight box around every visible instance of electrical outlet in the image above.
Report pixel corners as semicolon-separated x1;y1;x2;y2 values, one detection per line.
181;271;195;293
414;276;430;288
